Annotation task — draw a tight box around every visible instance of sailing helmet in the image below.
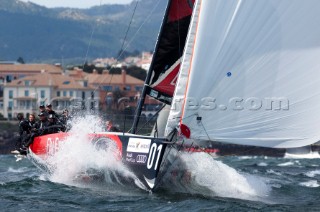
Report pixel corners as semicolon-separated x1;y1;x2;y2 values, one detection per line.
38;112;46;117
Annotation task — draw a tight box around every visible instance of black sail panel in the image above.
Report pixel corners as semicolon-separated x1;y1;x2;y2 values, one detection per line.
148;0;195;102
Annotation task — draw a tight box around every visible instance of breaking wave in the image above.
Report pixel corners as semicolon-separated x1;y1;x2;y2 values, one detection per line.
32;115;147;191
277;161;296;167
257;162;268;167
305;170;320;178
299;180;320;188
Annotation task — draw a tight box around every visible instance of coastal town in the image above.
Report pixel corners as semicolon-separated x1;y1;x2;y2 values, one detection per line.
0;51;156;120
0;52;161;153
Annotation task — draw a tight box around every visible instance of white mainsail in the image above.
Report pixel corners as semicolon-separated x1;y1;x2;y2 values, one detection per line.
166;0;320;148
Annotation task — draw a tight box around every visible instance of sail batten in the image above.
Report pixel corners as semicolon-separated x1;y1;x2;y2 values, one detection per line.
166;0;320;148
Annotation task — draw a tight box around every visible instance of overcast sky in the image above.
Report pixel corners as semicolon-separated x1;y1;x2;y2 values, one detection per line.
19;0;132;8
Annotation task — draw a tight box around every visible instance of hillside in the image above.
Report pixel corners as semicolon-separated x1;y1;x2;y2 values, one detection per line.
0;0;166;64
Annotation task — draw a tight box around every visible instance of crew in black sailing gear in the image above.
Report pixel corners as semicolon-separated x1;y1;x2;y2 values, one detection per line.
46;103;57;116
39;104;48;117
17;114;37;155
47;114;64;133
20;112;49;155
28;114;37;129
12;113;30;154
35;112;50;135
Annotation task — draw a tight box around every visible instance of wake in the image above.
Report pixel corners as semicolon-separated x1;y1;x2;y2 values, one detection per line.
158;149;271;201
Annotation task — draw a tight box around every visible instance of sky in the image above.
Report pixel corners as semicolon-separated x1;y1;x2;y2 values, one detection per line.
19;0;133;9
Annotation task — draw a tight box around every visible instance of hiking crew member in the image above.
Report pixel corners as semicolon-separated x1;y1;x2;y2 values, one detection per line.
47;114;64;133
28;114;36;129
20;112;49;155
12;114;30;154
35;112;50;134
15;108;70;155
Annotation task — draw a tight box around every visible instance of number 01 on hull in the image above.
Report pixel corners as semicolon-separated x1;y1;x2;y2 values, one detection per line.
28;132;168;190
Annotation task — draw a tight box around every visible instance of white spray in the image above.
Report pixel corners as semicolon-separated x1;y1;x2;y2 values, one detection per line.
39;115;146;190
159;149;271;201
32;114;270;199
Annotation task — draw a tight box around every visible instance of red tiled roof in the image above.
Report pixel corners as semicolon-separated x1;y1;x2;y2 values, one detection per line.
6;72;94;90
87;72;144;85
0;64;62;74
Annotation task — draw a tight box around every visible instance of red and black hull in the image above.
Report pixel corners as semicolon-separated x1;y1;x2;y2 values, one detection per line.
28;132;168;190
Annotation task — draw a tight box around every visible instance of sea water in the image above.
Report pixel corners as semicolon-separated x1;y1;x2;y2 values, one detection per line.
1;116;320;211
2;154;320;211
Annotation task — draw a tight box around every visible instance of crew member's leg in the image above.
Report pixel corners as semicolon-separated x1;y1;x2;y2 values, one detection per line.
19;133;37;155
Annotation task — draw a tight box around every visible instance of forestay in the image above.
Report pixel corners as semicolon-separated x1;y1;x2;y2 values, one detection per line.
166;0;320;148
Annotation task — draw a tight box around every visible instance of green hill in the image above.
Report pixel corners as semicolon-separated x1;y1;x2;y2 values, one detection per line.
0;0;166;64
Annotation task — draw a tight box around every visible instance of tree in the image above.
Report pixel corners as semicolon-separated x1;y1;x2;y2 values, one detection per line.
126;66;147;81
109;67;121;74
82;62;95;73
17;57;25;64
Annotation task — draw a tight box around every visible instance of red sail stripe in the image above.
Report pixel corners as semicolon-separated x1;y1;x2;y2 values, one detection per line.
152;63;180;96
168;0;195;22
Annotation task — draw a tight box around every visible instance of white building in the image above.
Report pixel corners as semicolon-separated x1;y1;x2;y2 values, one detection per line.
2;72;99;119
0;63;63;97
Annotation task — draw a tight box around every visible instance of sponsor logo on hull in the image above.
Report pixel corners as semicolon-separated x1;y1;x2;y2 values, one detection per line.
46;137;60;156
136;154;147;164
125;152;148;165
127;138;151;153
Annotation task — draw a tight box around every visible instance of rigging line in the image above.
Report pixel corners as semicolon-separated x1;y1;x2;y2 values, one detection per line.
82;0;103;70
119;0;139;57
82;26;96;69
100;0;140;106
90;0;162;96
117;0;163;124
191;124;225;167
135;103;166;134
90;1;140;106
193;120;258;160
119;0;162;60
199;120;212;141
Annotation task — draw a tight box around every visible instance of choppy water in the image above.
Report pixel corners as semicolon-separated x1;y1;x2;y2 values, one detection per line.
2;115;320;211
1;153;320;211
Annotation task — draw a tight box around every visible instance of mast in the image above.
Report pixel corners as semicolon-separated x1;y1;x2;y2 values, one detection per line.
132;0;173;134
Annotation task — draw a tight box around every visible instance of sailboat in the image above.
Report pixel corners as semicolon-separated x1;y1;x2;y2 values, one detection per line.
27;0;320;190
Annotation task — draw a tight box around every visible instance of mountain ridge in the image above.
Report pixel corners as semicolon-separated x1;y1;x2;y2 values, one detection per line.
0;0;166;64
